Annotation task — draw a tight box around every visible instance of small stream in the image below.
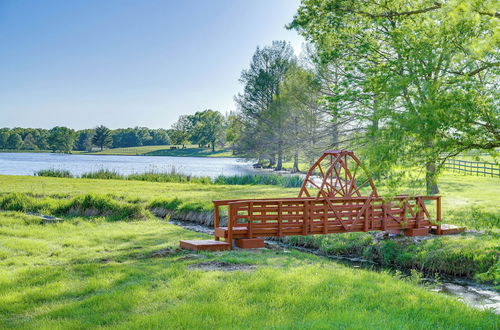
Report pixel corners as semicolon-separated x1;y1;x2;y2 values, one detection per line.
171;219;500;314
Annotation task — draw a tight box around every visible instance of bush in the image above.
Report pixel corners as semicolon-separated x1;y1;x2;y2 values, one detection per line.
35;169;73;178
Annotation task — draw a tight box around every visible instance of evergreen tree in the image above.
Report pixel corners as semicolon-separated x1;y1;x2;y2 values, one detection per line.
92;125;112;151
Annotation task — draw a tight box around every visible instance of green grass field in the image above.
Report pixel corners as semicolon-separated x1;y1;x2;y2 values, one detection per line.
0;172;499;327
0;212;497;328
89;145;234;157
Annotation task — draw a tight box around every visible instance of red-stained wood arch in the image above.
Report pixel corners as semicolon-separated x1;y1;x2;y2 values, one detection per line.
298;150;378;199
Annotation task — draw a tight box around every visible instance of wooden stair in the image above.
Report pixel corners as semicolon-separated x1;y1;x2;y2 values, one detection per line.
179;240;231;251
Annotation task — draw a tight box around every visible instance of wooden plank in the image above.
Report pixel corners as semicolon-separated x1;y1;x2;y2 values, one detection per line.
180;240;231;251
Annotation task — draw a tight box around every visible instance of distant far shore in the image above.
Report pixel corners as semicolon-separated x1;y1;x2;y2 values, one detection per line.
0;145;237;158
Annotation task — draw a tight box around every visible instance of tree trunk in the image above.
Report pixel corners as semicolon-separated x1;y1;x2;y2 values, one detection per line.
331;123;339;149
276;142;283;171
292;150;299;173
268;154;276;168
212;143;215;152
426;161;439;195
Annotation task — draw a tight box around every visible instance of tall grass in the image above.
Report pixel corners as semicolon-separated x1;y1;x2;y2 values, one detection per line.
35;169;73;178
35;168;303;187
214;174;304;188
128;170;211;184
0;192;147;220
81;169;123;180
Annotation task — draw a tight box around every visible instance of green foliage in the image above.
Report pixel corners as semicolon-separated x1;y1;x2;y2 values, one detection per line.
92;125;112;151
56;194;147;219
0;192;147;220
148;197;183;211
282;231;499;284
0;193;37;212
290;0;500;194
6;132;22;149
48;126;76;153
81;169;123;180
169;115;192;147
235;40;297;169
36;168;303;187
35;169;73;178
214;174;304;188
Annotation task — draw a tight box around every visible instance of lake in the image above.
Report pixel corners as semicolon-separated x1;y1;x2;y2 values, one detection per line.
0;152;258;178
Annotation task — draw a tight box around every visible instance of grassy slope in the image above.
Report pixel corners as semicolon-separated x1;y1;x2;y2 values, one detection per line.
0;212;497;328
89;145;234;157
0;171;498;216
0;174;296;211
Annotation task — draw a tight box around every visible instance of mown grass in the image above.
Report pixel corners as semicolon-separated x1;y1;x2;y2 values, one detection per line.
0;211;497;328
88;145;235;157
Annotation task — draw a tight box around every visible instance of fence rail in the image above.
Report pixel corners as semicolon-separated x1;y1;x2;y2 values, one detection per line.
444;159;500;177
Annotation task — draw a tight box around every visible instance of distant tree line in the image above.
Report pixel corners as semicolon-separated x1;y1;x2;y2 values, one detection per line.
1;109;227;153
0;127;171;153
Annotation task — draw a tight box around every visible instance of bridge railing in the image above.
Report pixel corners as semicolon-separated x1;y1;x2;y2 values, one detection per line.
214;195;442;241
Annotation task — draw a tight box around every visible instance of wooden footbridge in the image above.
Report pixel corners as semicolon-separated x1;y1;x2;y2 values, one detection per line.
180;150;463;251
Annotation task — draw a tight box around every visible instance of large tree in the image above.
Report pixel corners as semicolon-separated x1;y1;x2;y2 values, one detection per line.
170;115;192;148
291;0;499;194
236;40;296;170
6;132;22;150
48;127;76;153
92;125;112;151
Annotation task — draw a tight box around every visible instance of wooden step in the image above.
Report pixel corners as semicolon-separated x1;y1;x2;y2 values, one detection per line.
431;224;465;235
179;240;231;251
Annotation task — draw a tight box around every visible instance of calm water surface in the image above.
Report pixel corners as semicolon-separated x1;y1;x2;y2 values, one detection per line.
0;152;258;178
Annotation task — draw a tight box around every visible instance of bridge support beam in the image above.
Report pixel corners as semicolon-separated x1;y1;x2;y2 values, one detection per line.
235;238;264;249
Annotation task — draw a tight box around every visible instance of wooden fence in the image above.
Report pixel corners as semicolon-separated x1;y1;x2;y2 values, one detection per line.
444;159;500;177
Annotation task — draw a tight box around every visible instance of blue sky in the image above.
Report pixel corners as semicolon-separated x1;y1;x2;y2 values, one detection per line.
0;0;303;129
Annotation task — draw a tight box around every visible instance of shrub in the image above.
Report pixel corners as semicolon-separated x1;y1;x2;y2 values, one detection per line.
35;169;73;178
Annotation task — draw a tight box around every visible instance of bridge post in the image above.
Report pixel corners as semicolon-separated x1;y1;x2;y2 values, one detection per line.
213;203;220;241
303;200;309;235
248;202;253;239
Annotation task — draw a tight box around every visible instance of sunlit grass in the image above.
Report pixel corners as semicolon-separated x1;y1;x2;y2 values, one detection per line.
88;145;235;157
0;212;497;328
